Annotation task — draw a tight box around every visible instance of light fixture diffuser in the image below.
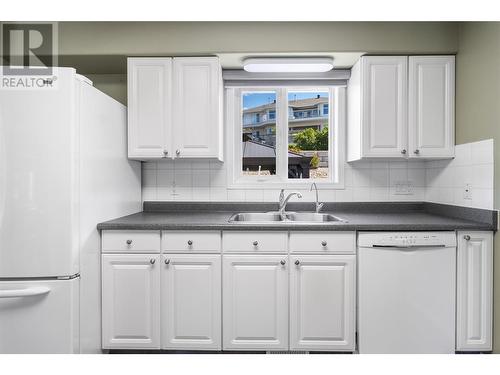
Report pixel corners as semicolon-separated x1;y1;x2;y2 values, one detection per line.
243;57;334;73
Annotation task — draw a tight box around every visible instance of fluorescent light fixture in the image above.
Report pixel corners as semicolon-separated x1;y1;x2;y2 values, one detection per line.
243;57;334;73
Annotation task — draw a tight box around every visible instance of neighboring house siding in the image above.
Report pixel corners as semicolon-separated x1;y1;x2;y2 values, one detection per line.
243;97;329;145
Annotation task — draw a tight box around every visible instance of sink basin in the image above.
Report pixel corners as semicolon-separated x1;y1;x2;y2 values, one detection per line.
228;212;284;223
228;212;347;223
286;212;347;223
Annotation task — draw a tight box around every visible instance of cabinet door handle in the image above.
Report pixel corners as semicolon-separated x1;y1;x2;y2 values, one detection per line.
295;260;300;266
176;149;181;156
164;258;171;265
414;149;420;155
321;241;327;247
150;258;156;265
463;235;471;241
280;259;286;265
187;240;193;246
126;239;132;245
163;150;169;157
253;241;258;246
401;149;407;155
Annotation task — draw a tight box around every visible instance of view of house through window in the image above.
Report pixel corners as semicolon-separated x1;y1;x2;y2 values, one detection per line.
241;89;331;181
242;91;277;176
287;91;329;179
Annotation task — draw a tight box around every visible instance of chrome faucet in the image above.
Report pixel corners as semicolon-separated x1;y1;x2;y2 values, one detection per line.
310;182;324;213
278;189;302;220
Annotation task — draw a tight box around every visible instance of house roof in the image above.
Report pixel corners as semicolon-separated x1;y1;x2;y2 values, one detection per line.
242;140;304;159
243;97;328;114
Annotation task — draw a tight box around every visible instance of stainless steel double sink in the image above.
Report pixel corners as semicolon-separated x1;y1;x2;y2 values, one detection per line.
228;212;347;223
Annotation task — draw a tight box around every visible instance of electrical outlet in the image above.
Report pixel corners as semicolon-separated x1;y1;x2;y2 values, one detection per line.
463;183;472;200
395;181;414;195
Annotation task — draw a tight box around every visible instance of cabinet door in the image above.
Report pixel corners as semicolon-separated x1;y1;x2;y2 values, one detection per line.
127;58;172;159
408;56;455;158
290;255;356;351
172;57;223;159
456;231;493;351
161;255;221;350
102;254;160;349
361;56;408;158
223;255;288;350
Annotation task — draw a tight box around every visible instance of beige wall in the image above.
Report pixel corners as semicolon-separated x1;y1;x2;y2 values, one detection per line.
85;74;127;105
455;22;500;353
59;22;458;57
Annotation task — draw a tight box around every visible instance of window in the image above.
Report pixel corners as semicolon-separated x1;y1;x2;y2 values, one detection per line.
242;91;277;176
227;86;345;188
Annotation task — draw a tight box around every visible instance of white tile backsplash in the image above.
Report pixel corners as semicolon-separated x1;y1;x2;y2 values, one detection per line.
141;139;494;209
424;139;494;209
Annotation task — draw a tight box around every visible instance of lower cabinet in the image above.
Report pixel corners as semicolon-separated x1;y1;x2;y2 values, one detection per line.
456;231;493;351
101;254;161;349
223;255;289;350
161;254;221;350
290;255;356;351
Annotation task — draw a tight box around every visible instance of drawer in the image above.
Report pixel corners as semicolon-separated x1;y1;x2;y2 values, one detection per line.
162;231;221;253
289;231;356;254
223;231;287;253
101;230;161;253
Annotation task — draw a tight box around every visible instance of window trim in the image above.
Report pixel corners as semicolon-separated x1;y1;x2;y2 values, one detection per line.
225;86;345;190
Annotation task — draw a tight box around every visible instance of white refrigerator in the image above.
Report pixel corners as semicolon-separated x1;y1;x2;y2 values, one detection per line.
0;67;142;353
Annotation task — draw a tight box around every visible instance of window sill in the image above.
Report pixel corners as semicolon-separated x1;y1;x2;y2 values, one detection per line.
227;180;345;190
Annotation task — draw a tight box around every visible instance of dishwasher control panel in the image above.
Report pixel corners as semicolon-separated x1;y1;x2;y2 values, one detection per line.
358;231;457;248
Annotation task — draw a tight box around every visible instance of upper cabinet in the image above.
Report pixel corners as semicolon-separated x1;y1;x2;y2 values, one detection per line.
127;57;223;161
128;58;172;159
347;55;455;161
348;56;408;160
408;56;455;158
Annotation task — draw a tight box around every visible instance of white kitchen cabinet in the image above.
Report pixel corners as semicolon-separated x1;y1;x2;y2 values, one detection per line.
408;56;455;158
456;231;493;352
127;57;223;161
290;255;356;351
101;254;160;349
161;254;221;350
223;255;289;350
172;57;223;159
127;58;172;159
348;56;408;160
347;55;455;161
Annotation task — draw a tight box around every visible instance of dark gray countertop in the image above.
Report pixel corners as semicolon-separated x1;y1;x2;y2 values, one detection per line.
97;202;497;231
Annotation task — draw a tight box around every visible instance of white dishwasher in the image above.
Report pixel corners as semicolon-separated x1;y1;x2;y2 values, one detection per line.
358;232;456;354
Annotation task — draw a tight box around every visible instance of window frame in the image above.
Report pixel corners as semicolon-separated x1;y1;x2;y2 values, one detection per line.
226;85;345;189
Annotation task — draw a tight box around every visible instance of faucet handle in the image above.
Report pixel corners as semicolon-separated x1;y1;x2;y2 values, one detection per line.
316;202;324;213
279;189;285;204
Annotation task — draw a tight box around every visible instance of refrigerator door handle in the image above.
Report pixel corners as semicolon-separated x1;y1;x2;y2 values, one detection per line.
0;287;51;298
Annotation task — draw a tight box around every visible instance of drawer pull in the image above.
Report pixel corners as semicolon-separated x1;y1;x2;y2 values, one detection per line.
463;235;471;241
295;260;300;266
253;241;258;246
321;241;327;247
164;258;171;265
280;259;286;266
187;240;193;246
126;239;132;245
150;258;156;265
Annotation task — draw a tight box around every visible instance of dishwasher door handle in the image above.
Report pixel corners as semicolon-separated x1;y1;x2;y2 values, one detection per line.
372;244;447;249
